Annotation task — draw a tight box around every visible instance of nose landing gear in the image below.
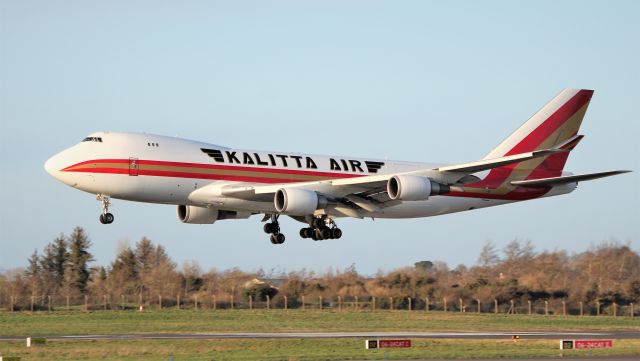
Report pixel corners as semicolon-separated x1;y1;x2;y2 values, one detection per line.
263;214;285;244
97;194;114;224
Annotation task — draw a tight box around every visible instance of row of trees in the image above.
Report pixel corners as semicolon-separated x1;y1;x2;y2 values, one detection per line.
1;227;638;311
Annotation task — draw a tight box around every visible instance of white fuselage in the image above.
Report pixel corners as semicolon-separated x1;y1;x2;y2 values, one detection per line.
45;132;574;220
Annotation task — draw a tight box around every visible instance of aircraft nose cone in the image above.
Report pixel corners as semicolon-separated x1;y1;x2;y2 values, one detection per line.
44;153;62;178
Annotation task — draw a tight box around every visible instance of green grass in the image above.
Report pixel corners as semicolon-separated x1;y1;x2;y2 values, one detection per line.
1;339;639;361
1;310;638;360
1;309;638;337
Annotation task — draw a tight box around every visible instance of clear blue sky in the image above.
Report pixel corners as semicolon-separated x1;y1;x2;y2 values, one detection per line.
1;1;638;274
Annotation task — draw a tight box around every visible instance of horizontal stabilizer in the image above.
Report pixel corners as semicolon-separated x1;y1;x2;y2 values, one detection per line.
510;170;631;188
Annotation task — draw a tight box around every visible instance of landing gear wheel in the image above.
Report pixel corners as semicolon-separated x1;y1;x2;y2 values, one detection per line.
331;228;342;239
97;194;114;224
320;227;332;240
264;223;276;234
104;213;114;224
265;214;285;245
313;218;325;229
300;228;308;239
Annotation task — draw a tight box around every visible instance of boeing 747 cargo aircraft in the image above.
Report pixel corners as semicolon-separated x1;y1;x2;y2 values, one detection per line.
45;89;629;244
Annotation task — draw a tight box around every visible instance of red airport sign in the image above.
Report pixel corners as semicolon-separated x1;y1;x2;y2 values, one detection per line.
379;339;411;348
366;339;412;349
560;339;613;350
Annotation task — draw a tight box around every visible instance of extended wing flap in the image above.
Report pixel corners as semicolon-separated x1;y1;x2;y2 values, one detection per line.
510;170;631;188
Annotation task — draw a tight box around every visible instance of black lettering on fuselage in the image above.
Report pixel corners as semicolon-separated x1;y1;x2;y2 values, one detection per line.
349;159;364;172
306;157;317;169
226;151;240;164
340;159;349;171
254;153;268;166
290;155;303;168
243;152;255;165
329;158;341;171
276;154;289;167
268;154;276;166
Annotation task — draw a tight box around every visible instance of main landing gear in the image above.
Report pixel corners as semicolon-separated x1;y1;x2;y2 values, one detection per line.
263;214;285;244
97;194;114;224
299;216;342;241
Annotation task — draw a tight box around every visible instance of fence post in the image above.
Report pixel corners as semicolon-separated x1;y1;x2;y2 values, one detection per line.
213;295;217;310
121;294;125;310
31;295;34;312
596;301;600;316
159;295;162;310
425;297;429;312
85;294;89;312
372;296;376;311
545;300;549;316
265;295;269;309
459;298;463;313
509;299;515;314
230;295;234;309
562;300;566;316
319;296;322;310
302;296;305;310
67;294;70;311
104;295;107;311
477;299;481;313
494;299;498;314
177;294;181;310
10;295;14;312
195;295;198;310
443;297;447;312
613;302;617;317
580;301;584;316
390;297;394;310
283;295;287;310
338;296;342;310
408;297;412;311
528;300;532;315
48;295;52;312
249;295;253;310
355;296;359;310
631;303;634;318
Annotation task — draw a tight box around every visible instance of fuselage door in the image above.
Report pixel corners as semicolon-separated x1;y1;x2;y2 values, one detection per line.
129;157;139;176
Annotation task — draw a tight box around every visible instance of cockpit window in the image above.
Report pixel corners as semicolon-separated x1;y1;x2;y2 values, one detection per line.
82;137;103;143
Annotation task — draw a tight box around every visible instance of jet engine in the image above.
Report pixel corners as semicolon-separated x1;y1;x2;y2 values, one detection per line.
387;175;450;201
274;188;327;215
177;205;219;224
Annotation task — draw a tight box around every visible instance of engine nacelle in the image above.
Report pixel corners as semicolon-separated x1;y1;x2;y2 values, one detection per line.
387;175;450;201
274;188;327;215
177;205;219;224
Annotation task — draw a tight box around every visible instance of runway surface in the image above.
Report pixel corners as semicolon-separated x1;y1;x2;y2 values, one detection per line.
1;331;639;341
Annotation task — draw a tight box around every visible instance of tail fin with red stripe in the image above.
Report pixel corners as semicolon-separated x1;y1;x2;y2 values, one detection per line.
484;88;594;179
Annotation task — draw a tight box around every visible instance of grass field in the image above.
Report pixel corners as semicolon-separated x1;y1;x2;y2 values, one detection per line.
1;310;639;360
1;339;639;361
1;309;638;336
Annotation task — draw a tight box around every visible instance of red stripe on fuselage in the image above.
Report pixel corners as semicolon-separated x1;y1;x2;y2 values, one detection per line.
61;159;363;182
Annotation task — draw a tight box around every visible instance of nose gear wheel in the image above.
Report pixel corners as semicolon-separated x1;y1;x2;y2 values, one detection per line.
97;194;114;224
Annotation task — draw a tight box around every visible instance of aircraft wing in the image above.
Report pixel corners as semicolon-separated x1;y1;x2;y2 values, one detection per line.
188;145;576;217
510;170;631;188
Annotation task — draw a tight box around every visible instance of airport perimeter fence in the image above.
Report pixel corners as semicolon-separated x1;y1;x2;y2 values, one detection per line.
0;293;636;317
